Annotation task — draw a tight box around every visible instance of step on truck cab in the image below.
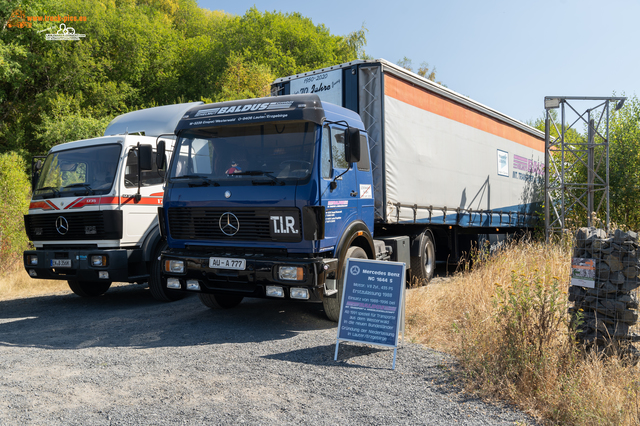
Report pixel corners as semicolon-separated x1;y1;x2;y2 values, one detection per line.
160;59;545;321
24;102;202;299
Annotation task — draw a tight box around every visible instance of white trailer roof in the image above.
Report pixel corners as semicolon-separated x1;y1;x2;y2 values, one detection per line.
273;59;544;139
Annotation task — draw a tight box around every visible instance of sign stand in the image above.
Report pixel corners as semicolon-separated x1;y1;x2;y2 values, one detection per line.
334;259;407;370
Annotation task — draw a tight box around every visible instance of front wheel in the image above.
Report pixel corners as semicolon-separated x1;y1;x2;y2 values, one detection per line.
199;293;244;309
67;279;111;297
149;241;185;302
323;246;368;322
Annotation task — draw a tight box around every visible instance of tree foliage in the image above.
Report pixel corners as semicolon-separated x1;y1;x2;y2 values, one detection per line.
397;56;442;85
0;151;30;270
0;0;368;157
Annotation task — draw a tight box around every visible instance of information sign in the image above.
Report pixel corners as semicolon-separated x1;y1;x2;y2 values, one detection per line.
334;258;406;369
571;257;596;288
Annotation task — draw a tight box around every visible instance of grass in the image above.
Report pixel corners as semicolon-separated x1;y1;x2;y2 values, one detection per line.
0;269;70;301
406;239;640;425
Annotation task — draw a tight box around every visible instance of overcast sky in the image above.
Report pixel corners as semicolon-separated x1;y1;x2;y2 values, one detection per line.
198;0;638;125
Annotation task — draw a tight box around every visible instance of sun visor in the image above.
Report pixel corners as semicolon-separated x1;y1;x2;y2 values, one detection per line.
176;95;325;132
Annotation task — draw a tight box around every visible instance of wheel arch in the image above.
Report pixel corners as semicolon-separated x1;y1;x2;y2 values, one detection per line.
410;227;436;258
141;225;164;263
334;220;375;263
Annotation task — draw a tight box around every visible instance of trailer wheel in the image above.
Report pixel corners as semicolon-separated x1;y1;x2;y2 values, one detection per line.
199;293;244;309
149;241;185;302
411;231;435;284
323;246;368;322
67;279;111;297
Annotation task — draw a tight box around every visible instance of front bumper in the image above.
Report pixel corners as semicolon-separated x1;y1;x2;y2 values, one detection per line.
24;248;144;283
161;251;332;302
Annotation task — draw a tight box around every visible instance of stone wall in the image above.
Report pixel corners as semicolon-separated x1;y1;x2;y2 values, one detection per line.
569;228;639;347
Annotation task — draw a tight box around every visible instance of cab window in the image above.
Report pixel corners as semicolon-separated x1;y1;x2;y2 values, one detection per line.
124;148;165;188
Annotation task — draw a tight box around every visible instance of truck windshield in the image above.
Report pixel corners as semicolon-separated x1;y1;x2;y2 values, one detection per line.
170;122;317;184
33;144;122;199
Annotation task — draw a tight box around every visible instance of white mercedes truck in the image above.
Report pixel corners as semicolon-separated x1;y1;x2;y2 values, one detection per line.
23;102;202;300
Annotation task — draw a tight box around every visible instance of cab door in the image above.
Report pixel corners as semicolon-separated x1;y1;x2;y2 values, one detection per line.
319;124;359;251
120;140;165;246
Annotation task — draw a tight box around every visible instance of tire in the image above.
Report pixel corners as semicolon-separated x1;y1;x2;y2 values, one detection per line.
67;279;111;297
199;293;244;309
411;231;435;285
323;246;368;322
149;241;185;302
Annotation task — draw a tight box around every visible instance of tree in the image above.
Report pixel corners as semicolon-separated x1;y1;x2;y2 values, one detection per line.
397;56;442;85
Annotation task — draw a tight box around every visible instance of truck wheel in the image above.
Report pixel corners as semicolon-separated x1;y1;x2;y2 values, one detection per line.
411;231;435;284
323;246;368;322
149;241;185;302
199;293;244;309
67;280;111;297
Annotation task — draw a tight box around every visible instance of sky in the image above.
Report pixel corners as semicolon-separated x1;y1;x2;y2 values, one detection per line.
197;0;639;125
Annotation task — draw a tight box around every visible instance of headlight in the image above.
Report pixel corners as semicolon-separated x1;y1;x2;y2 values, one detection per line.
26;255;38;266
165;259;184;273
278;266;304;281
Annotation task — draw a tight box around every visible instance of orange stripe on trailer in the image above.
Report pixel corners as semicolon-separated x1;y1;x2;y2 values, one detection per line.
150;192;164;197
384;74;544;152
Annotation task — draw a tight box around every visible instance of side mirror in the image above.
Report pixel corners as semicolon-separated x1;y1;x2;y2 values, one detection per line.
31;156;46;191
139;144;153;171
344;128;361;164
156;140;166;169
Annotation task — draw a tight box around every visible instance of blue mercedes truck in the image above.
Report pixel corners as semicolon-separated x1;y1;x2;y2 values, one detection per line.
159;59;545;321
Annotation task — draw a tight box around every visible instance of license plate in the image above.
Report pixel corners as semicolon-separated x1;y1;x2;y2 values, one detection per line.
209;257;246;270
51;259;71;268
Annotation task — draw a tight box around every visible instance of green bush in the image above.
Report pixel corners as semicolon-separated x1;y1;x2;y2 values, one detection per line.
0;152;31;270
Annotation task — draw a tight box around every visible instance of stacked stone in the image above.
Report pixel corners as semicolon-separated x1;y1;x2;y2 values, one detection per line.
568;228;640;346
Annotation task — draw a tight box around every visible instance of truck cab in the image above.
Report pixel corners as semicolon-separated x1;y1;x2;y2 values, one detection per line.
23;102;202;299
159;95;382;319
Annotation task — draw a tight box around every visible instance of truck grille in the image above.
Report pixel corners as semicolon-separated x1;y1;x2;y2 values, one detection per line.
24;210;123;241
168;207;300;242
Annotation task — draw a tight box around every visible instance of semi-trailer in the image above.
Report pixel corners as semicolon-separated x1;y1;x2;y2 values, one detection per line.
159;59;544;320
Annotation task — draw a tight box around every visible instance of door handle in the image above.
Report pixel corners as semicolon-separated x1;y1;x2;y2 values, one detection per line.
350;190;357;197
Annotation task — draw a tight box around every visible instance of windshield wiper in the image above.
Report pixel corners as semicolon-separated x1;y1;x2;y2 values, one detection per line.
35;186;60;196
61;183;94;195
234;170;284;185
170;175;220;187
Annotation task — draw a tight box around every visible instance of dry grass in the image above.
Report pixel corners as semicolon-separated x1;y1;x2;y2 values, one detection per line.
0;269;70;301
406;239;640;425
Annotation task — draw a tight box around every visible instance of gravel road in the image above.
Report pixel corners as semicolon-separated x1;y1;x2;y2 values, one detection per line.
0;284;537;425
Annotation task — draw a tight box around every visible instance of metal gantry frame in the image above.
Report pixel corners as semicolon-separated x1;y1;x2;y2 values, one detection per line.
544;96;626;241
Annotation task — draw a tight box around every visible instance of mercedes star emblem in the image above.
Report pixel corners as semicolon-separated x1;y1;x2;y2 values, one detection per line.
219;212;240;236
55;216;69;235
